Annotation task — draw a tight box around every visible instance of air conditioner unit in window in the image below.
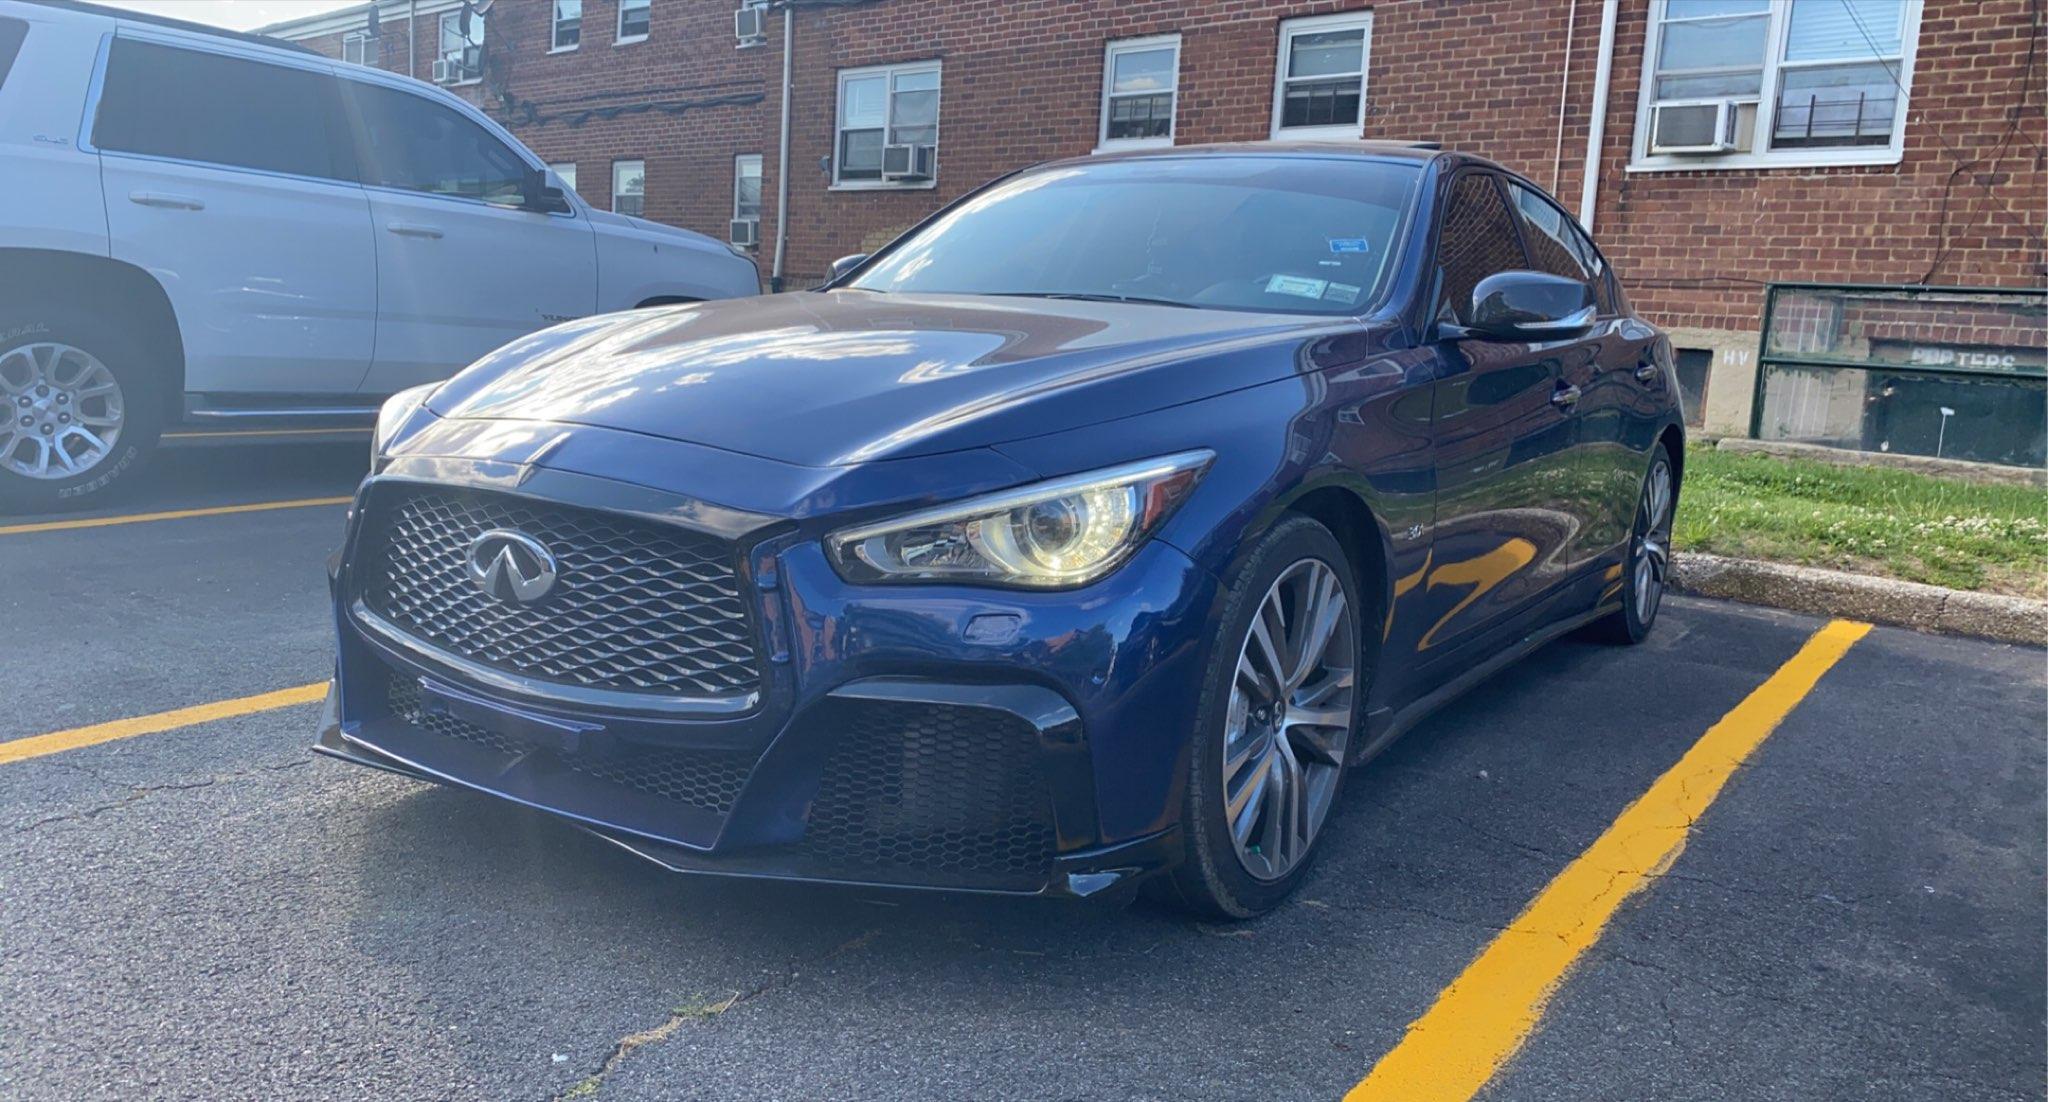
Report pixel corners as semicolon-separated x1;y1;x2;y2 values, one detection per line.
880;143;936;181
730;217;760;248
735;5;767;46
431;57;451;83
1650;100;1737;155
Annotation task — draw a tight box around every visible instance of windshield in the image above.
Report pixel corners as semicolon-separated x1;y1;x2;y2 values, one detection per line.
849;157;1420;315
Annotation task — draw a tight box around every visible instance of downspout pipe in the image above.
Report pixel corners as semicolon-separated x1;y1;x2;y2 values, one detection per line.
1578;0;1619;231
770;2;794;293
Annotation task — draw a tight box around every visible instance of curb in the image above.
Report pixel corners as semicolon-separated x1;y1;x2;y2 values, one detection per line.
1671;552;2048;647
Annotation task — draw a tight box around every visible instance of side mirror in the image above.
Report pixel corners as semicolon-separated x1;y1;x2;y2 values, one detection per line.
1452;270;1596;342
521;169;571;215
828;253;869;283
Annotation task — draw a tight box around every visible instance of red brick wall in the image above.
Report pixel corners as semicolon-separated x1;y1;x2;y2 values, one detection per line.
276;0;2046;332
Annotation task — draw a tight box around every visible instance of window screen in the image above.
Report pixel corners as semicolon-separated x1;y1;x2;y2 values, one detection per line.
1435;174;1528;325
346;81;527;205
93;39;353;182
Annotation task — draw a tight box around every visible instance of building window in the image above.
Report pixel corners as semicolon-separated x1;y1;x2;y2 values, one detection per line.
732;153;762;246
341;30;378;67
551;0;580;51
549;161;577;195
1633;0;1921;172
1098;35;1179;150
834;61;940;188
617;0;650;44
1271;12;1371;139
612;159;644;216
435;10;482;85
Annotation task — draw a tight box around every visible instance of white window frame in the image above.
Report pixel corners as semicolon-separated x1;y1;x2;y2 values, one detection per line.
550;0;581;53
549;161;576;195
1269;11;1373;140
616;0;650;45
1629;0;1922;173
1097;34;1180;152
733;153;763;221
341;29;377;67
611;159;644;216
437;10;482;86
831;60;942;191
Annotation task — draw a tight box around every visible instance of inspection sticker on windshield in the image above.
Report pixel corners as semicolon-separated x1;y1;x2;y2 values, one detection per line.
1323;281;1364;305
1265;275;1329;300
1327;237;1372;254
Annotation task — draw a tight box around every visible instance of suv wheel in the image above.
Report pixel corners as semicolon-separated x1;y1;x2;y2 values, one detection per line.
0;308;161;513
1155;516;1364;919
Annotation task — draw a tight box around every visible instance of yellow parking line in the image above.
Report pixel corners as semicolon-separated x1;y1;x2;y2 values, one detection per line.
1345;618;1872;1102
0;496;350;536
0;682;328;766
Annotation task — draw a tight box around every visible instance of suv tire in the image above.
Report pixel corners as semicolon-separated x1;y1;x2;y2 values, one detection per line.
0;306;163;514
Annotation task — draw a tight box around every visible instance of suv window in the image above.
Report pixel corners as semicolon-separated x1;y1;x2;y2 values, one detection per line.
0;18;27;92
92;39;353;182
1507;181;1613;311
345;81;528;206
1434;173;1528;326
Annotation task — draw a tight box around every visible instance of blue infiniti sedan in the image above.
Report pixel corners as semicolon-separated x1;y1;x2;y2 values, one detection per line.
320;142;1684;918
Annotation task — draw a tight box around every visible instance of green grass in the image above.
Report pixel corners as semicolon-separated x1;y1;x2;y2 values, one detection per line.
1675;445;2048;598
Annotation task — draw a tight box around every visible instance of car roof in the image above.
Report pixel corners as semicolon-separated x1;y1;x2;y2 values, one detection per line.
18;0;319;56
1069;139;1456;168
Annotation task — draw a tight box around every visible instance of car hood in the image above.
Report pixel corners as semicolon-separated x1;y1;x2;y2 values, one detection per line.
426;291;1330;467
586;207;730;251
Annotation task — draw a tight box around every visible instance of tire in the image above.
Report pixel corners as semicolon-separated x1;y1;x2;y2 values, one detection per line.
0;306;163;514
1154;515;1365;920
1588;441;1676;645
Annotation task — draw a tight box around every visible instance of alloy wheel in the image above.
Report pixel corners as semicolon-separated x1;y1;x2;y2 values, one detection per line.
1223;557;1356;881
1633;457;1674;623
0;342;125;480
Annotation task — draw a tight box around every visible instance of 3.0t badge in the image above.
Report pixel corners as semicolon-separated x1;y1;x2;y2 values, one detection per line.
465;529;558;604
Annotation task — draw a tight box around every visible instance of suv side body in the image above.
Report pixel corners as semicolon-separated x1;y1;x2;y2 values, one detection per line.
0;0;759;510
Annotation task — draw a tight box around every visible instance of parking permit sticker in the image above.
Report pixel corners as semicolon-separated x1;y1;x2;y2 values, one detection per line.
1323;281;1363;305
1266;275;1329;300
1327;238;1371;254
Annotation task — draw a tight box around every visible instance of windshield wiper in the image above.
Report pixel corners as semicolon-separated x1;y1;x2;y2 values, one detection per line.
983;291;1193;309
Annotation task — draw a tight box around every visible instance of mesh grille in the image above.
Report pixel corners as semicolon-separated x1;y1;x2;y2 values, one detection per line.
385;675;757;816
357;485;759;699
799;701;1056;888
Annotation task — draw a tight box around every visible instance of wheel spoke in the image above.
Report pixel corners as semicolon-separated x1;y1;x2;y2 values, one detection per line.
1286;569;1344;690
1226;748;1273;845
1285;712;1348;765
1247;605;1288;696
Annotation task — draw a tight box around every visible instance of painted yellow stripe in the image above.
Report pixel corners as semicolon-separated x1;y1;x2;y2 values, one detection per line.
0;496;350;536
1346;618;1872;1102
0;682;328;766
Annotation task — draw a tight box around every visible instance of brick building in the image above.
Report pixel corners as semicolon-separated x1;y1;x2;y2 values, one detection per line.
268;0;2046;441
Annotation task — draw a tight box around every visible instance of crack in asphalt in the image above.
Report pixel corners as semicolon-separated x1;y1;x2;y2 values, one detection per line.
549;928;884;1102
8;758;313;836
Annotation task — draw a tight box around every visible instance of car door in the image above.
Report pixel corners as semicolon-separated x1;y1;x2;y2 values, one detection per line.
342;77;596;397
1417;171;1582;658
93;35;376;396
1503;179;1638;572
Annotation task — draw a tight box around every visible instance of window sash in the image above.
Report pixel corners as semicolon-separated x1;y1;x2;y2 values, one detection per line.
1635;0;1919;167
835;62;941;185
617;0;650;42
612;160;643;216
552;0;580;49
1271;14;1371;138
1098;37;1179;148
733;154;762;219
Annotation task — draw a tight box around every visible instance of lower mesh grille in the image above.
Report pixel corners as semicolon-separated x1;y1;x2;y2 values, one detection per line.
385;675;757;816
797;700;1057;889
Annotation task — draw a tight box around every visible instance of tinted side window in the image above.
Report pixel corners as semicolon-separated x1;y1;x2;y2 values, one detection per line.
1435;173;1528;325
0;18;27;93
346;82;528;205
1507;182;1593;283
93;39;352;181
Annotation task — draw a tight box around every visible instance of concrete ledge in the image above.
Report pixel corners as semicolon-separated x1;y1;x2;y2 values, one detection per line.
1714;437;2047;489
1672;552;2048;647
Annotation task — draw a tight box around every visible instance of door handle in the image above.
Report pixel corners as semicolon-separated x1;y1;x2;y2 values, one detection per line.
128;191;204;211
1551;383;1583;409
1634;361;1661;384
387;222;444;239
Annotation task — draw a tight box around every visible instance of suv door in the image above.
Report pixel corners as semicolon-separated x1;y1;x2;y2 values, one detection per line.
1506;180;1656;569
341;78;597;396
1418;171;1582;658
92;36;376;396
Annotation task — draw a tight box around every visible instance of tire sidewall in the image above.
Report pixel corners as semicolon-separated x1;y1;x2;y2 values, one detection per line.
1173;515;1362;919
1614;443;1675;642
0;310;162;514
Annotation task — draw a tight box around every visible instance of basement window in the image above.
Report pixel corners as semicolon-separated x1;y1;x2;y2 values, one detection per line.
1632;0;1922;172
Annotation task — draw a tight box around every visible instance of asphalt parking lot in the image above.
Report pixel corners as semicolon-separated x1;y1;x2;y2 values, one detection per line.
1;439;2042;1102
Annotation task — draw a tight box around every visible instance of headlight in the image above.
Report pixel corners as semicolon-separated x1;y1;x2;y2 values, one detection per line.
370;383;437;461
826;450;1213;588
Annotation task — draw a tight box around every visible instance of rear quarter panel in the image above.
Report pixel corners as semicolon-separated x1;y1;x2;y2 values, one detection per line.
0;5;110;256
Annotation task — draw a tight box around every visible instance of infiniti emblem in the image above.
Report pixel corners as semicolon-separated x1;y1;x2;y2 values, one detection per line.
466;529;558;605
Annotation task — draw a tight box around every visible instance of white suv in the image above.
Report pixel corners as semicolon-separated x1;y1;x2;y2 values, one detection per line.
0;0;760;511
